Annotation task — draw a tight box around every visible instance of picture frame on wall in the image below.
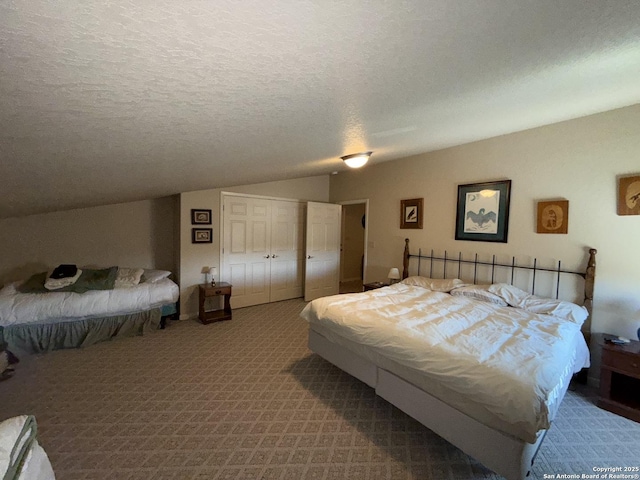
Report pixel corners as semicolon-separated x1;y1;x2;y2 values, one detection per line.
617;174;640;215
400;198;424;229
455;180;511;243
192;228;213;244
537;200;569;234
191;209;212;225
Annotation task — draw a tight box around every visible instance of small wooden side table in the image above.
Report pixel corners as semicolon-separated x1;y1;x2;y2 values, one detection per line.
598;336;640;423
198;282;232;324
363;282;389;292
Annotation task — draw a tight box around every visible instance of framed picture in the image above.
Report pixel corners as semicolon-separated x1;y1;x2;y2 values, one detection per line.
617;174;640;215
400;198;423;229
455;180;511;243
192;228;212;244
191;209;212;225
537;200;569;234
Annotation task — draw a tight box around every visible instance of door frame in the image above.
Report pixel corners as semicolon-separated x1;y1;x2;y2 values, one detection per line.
338;199;369;284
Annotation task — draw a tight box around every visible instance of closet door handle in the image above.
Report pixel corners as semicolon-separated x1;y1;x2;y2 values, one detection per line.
264;255;270;258
307;255;314;259
271;255;278;258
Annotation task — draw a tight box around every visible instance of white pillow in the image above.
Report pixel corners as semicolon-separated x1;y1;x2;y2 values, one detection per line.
114;267;144;288
487;283;531;307
401;276;465;293
520;297;588;325
141;269;172;283
488;283;588;324
450;285;508;306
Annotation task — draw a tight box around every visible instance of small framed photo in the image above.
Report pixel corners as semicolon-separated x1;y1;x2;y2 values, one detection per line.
617;174;640;215
192;228;212;244
191;209;212;225
400;198;423;229
455;180;511;243
537;200;569;234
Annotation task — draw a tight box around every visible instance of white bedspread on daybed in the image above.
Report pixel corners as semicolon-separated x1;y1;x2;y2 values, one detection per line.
0;278;179;327
300;282;589;443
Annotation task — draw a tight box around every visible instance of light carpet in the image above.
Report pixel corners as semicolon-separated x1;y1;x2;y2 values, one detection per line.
0;298;638;479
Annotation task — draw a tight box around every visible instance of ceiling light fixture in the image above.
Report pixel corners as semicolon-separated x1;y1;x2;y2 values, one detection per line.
341;151;372;169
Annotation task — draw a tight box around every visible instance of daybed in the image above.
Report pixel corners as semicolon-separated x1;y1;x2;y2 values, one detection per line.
301;239;596;480
0;267;179;355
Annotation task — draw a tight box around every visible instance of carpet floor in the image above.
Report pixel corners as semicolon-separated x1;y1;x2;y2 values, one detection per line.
1;298;638;479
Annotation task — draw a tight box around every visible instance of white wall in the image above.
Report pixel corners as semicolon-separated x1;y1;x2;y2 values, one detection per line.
330;104;640;342
0;197;178;286
179;175;330;318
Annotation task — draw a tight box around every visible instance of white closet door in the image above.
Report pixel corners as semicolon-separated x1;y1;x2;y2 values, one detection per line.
304;202;341;301
223;196;271;308
270;200;305;302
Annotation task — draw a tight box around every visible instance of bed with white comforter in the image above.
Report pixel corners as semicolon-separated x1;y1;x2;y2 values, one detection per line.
0;278;178;327
0;271;179;354
301;278;591;480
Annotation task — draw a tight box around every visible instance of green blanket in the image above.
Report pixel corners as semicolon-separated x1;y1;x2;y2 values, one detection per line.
17;266;118;294
1;415;37;480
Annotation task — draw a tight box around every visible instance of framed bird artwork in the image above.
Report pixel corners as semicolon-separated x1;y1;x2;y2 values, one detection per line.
400;198;423;229
455;180;511;242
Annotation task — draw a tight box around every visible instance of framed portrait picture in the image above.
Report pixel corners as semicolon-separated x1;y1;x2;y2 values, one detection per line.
455;180;511;243
192;228;213;244
537;200;569;234
400;198;423;229
617;175;640;215
191;209;212;225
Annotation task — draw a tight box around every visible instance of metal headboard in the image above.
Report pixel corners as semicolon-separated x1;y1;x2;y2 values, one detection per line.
401;238;597;340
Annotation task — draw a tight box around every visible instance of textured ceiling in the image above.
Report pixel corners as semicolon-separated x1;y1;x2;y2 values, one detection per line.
1;1;640;218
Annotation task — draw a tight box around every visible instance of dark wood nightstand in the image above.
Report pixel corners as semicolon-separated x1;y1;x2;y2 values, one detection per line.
363;282;389;291
198;282;232;324
598;336;640;423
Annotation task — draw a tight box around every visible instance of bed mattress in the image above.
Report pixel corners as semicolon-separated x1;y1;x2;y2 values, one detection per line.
0;278;179;327
301;283;589;443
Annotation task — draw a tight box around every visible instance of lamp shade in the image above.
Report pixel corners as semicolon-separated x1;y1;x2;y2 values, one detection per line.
341;152;372;169
387;268;400;280
201;266;210;274
209;267;217;276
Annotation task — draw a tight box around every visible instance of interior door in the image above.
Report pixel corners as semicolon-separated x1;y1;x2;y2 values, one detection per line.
270;200;305;302
223;196;272;308
304;202;341;301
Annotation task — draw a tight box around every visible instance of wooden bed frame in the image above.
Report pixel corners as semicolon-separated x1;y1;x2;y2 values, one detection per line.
307;239;597;480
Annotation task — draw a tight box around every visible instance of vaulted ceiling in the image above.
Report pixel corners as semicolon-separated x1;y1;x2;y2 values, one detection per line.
1;1;639;218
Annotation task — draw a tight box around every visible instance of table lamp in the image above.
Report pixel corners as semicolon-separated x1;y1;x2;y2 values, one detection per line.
209;267;217;286
388;267;401;285
201;266;210;284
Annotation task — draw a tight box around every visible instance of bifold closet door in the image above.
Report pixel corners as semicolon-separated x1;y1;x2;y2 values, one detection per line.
223;196;272;308
223;196;305;308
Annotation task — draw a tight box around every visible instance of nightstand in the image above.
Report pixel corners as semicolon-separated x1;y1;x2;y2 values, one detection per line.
598;336;640;423
363;282;389;291
198;282;232;324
